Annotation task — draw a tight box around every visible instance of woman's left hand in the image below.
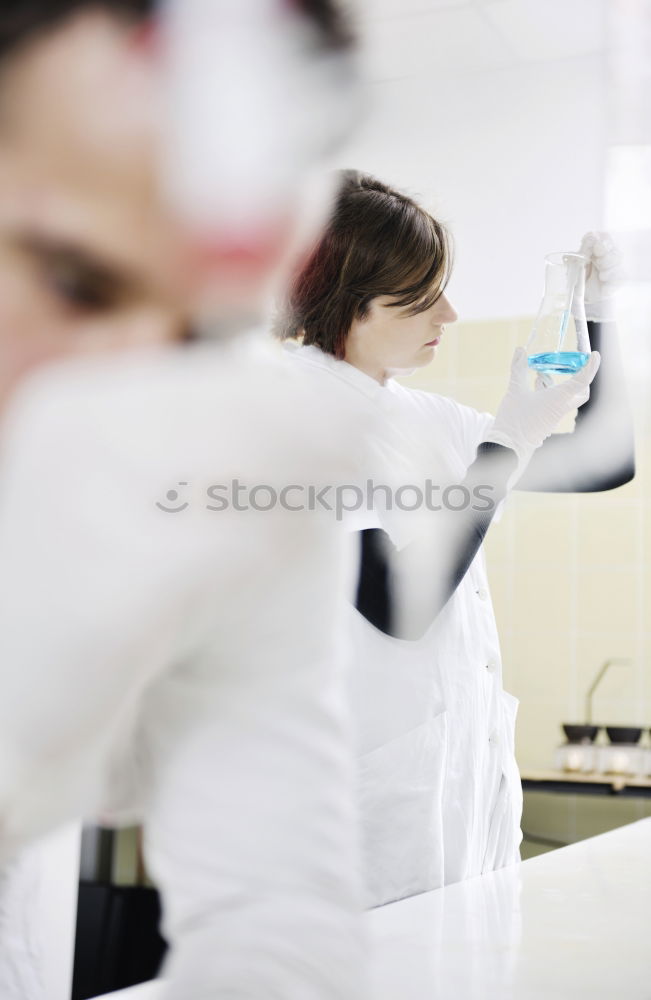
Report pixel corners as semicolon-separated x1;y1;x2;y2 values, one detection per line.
578;231;622;322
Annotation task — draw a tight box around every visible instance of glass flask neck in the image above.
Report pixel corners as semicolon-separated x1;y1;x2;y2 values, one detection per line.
542;252;587;308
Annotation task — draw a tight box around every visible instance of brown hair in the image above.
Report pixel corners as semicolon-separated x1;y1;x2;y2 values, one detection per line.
275;169;452;358
0;0;354;62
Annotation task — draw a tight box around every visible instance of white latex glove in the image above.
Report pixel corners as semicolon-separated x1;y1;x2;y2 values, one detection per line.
483;347;601;482
578;231;622;322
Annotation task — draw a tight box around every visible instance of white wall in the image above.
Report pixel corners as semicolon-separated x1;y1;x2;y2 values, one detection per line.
333;51;607;319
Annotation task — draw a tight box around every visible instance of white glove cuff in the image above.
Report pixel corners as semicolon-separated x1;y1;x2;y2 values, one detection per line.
584;299;617;323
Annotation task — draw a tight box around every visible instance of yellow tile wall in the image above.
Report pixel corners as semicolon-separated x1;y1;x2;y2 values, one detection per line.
400;317;651;769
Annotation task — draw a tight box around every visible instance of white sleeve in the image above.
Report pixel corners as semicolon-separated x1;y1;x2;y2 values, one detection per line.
455;403;510;523
447;399;496;466
0;827;80;1000
0;349;368;1000
0;366;209;853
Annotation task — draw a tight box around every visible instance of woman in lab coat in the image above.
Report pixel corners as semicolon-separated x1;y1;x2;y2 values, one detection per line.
279;170;634;907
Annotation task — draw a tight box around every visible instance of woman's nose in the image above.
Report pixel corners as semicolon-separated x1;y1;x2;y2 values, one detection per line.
437;295;458;325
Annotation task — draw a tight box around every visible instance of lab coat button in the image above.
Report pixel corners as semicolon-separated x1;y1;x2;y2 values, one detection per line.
476;587;489;601
486;659;499;673
489;729;500;747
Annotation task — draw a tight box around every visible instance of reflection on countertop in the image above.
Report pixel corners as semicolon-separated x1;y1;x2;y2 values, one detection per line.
369;818;651;999
94;819;651;1000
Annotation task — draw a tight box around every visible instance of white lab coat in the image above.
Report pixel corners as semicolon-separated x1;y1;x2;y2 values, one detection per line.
285;343;523;908
0;826;80;1000
0;337;368;999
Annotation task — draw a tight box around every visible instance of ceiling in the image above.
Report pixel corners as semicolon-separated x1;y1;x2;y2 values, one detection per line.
352;0;608;81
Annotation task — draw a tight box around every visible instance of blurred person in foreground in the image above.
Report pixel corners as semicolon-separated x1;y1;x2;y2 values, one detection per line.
0;3;369;999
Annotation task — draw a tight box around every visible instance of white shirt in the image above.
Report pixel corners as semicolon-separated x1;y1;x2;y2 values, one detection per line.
0;338;368;999
285;343;523;907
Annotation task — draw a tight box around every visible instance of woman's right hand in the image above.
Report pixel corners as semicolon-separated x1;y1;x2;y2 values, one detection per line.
483;346;600;475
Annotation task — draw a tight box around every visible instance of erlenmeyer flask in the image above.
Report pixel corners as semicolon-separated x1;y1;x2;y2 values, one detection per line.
527;251;590;375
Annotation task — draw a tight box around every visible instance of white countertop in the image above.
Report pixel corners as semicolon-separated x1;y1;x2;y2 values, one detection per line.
368;817;651;999
95;819;651;1000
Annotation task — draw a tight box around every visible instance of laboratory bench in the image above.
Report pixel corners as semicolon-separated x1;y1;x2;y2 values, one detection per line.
93;818;651;1000
521;767;651;798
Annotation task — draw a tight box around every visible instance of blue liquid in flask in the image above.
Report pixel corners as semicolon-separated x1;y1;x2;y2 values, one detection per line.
528;307;589;375
528;351;589;375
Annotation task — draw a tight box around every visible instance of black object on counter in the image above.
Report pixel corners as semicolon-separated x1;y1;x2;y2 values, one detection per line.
562;723;600;744
605;726;643;745
72;881;167;1000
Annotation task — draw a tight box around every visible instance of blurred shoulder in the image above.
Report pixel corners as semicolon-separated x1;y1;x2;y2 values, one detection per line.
0;333;363;484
